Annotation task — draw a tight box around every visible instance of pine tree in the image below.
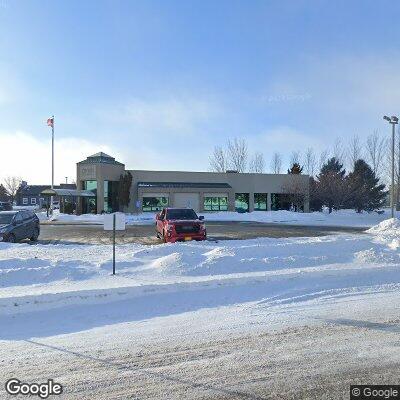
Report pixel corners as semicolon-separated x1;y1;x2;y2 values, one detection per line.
0;184;9;202
118;172;132;210
316;157;347;213
346;159;387;213
287;163;303;174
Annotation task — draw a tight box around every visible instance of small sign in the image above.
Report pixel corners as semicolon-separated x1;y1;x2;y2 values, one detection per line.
104;212;126;231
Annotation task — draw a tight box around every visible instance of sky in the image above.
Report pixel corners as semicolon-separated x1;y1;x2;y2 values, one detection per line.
1;0;400;184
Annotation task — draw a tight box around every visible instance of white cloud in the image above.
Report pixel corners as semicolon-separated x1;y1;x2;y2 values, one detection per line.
0;131;118;185
98;96;221;136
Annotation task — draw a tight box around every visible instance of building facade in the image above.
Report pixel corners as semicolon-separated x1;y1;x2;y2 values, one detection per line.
77;153;310;214
16;182;77;208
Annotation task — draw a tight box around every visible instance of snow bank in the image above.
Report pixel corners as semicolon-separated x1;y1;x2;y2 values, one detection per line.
37;208;398;228
367;218;400;249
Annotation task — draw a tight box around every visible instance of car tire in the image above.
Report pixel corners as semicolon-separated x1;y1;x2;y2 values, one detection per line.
7;234;16;243
30;228;39;242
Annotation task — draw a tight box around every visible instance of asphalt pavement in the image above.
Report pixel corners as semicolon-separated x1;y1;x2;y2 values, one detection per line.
36;221;366;245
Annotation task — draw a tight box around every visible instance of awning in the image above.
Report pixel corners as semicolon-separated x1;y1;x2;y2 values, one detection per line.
138;182;232;189
40;188;96;197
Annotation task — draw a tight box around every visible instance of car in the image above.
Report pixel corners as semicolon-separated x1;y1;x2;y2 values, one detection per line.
155;208;206;243
0;201;12;211
0;210;40;243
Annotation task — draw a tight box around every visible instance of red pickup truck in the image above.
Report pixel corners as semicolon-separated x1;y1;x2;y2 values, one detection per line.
156;208;207;243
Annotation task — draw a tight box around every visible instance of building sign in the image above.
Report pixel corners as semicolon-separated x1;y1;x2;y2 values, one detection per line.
80;165;96;180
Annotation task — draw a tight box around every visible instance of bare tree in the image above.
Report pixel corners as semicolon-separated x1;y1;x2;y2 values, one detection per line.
332;138;345;164
366;130;386;179
318;149;329;171
209;146;227;172
303;147;317;177
227;138;248;173
290;150;301;166
270;152;283;174
3;176;22;203
347;134;363;168
249;152;265;173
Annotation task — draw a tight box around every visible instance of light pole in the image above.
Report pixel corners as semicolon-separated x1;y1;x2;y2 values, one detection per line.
383;115;398;218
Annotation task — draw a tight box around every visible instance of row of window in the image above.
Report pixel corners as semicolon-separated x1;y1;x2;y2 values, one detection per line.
141;193;303;212
22;197;43;205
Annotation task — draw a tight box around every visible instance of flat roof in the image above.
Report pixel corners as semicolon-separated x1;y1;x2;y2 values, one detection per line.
41;188;96;197
137;182;232;189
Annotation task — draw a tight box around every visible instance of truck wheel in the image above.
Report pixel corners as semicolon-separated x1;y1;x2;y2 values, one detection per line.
30;228;39;242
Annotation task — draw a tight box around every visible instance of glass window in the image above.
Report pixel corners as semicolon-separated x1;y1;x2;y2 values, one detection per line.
235;193;249;212
254;193;267;211
203;196;228;211
82;181;98;214
142;196;169;212
31;198;37;205
23;198;28;205
271;193;293;211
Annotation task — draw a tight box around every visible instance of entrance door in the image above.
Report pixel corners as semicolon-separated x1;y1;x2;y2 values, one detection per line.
173;193;200;212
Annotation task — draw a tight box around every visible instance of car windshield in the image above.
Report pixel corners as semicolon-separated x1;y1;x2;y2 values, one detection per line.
0;214;14;224
167;209;198;220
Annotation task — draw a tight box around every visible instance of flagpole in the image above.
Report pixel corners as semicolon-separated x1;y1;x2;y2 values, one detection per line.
51;115;54;211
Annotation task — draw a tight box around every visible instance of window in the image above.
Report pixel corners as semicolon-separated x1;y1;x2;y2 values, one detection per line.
235;193;249;212
82;181;97;214
31;198;37;205
22;198;28;205
104;180;119;213
166;209;198;220
271;193;292;211
142;196;169;211
204;196;228;211
254;193;267;211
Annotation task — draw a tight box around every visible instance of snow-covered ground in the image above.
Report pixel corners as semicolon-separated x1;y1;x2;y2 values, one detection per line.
0;218;399;337
1;219;399;398
37;208;399;228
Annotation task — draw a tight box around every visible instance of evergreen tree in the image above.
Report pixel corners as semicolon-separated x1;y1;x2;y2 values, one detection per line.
316;157;347;213
346;159;387;213
309;177;323;212
0;184;9;202
287;163;303;174
118;172;132;210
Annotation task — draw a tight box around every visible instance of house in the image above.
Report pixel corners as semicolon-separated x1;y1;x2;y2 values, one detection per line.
16;182;77;208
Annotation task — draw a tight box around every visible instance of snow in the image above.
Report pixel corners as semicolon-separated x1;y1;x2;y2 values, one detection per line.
0;218;399;340
37;208;398;228
1;219;400;398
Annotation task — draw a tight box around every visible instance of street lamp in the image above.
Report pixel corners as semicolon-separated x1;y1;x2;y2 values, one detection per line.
383;115;398;218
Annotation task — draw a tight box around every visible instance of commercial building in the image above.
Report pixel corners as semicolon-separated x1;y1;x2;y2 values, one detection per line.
76;152;310;214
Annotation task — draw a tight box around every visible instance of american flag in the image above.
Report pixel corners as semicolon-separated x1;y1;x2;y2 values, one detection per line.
47;117;54;127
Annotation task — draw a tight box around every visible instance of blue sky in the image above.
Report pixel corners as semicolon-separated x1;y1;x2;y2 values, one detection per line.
1;0;400;183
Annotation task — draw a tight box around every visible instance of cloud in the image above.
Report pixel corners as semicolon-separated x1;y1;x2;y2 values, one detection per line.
98;96;222;136
0;131;118;184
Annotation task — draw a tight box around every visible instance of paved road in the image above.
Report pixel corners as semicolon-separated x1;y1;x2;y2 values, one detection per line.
37;221;366;245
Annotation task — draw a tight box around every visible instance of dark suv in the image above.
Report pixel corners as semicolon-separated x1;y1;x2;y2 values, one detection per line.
0;211;40;243
0;201;12;211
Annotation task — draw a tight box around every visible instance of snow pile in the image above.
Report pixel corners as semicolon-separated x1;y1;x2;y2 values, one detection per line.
367;218;400;249
36;208;400;228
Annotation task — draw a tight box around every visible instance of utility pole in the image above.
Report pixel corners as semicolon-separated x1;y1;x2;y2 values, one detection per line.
383;115;398;218
47;115;55;212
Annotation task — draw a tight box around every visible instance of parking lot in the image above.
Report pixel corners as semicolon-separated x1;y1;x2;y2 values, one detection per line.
37;221;365;245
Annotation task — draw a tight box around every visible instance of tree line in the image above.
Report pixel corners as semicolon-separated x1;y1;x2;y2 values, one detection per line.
209;131;389;182
209;132;389;213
